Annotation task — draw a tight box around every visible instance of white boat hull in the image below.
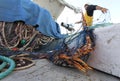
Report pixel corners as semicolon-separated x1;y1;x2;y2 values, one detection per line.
88;23;120;77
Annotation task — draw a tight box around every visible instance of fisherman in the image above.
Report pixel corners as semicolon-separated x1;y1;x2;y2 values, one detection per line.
75;4;108;26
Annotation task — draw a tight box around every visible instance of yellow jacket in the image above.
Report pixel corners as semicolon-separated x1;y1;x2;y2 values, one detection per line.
84;12;93;26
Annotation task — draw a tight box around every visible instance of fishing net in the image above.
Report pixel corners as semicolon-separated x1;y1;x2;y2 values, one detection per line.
0;21;96;72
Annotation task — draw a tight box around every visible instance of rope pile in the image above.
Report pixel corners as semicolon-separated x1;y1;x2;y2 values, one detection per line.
0;21;54;51
0;21;54;79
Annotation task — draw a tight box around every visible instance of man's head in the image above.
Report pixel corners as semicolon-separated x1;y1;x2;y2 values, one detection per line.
84;4;89;10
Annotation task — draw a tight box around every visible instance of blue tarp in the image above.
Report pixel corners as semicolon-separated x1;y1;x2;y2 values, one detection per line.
0;0;67;38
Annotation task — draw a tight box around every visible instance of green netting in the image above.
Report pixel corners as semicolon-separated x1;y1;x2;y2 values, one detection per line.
89;23;113;29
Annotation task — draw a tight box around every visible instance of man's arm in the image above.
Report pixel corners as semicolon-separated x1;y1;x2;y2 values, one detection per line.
96;5;108;13
75;21;82;24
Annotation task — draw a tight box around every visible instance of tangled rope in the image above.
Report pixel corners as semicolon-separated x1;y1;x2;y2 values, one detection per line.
0;21;54;51
0;21;54;79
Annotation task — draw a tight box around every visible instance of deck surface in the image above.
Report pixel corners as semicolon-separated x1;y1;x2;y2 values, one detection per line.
1;59;120;81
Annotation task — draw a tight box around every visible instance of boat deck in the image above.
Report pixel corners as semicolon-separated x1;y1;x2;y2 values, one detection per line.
1;59;119;81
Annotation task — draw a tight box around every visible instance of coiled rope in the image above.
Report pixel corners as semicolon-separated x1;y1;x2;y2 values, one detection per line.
0;55;15;80
0;21;54;79
0;21;54;51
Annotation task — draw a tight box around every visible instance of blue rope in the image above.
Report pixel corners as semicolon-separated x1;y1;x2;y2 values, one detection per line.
0;62;7;71
0;55;15;80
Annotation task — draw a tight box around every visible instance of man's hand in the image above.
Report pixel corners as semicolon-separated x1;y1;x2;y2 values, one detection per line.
101;8;108;13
